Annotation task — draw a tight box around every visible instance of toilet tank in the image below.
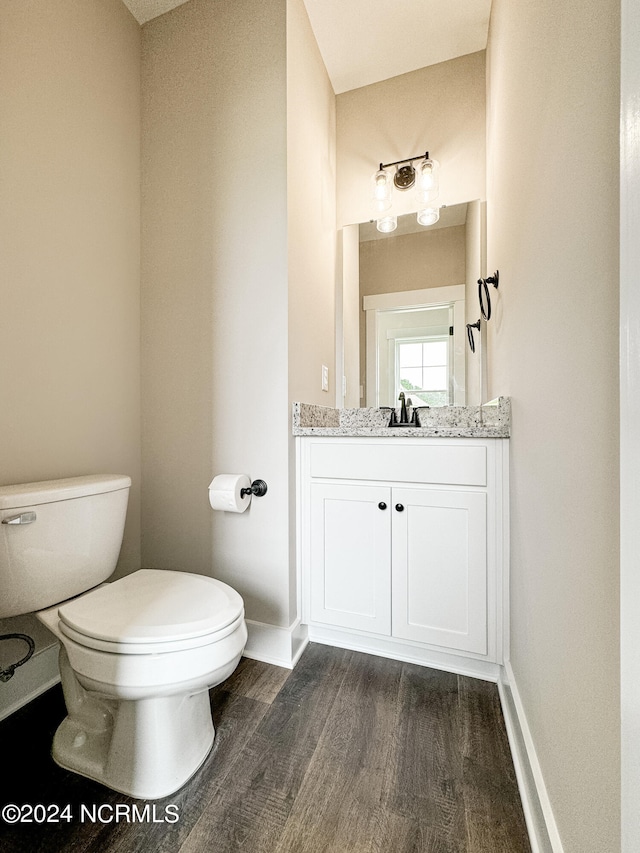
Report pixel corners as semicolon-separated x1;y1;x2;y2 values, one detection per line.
0;475;131;619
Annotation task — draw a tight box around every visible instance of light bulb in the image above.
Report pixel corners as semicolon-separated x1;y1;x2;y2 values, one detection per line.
420;165;434;189
417;207;440;227
371;168;392;212
415;158;440;204
376;215;397;233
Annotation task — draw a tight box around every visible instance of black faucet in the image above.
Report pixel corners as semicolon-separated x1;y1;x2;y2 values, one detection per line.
399;392;409;423
385;392;421;427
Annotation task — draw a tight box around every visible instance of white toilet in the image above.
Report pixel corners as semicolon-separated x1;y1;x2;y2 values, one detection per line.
0;474;247;799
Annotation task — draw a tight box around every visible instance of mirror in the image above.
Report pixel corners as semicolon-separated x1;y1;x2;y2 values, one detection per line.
338;200;485;409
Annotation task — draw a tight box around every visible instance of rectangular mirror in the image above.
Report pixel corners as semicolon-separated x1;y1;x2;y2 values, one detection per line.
338;199;486;409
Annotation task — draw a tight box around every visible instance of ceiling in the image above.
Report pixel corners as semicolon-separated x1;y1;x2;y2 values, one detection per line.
122;0;491;94
302;0;491;94
123;0;190;25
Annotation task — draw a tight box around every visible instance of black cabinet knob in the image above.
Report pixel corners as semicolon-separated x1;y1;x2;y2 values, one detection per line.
378;502;387;510
395;503;405;512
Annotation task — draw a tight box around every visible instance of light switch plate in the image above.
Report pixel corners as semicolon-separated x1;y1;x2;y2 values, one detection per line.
321;365;329;392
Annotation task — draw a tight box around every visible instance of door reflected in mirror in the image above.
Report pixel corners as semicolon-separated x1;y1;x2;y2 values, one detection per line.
366;288;466;407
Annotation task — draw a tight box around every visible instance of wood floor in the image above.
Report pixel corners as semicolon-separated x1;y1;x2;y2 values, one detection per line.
0;643;531;853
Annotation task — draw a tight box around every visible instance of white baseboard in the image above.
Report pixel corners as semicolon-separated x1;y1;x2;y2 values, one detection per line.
0;644;61;722
498;661;564;853
243;618;309;669
308;624;501;682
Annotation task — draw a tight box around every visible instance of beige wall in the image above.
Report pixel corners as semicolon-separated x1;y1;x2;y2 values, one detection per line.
0;0;141;576
142;0;293;627
287;0;336;408
360;226;466;296
486;1;620;850
336;52;486;227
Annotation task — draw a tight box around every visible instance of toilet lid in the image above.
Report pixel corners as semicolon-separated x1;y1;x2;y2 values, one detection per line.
57;569;244;645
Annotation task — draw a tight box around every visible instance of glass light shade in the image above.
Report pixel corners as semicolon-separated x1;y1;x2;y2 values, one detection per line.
417;207;440;227
371;168;392;212
415;158;440;204
376;215;398;233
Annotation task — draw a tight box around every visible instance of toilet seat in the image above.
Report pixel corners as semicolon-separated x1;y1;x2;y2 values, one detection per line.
57;569;244;654
59;612;245;655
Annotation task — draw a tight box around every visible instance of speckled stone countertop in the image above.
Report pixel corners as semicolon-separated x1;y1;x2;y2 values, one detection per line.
292;397;511;438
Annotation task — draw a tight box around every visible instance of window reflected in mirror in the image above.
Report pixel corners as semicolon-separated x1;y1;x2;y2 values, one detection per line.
397;337;450;407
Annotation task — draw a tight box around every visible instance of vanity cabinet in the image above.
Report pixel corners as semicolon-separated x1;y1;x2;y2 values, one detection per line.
298;437;508;674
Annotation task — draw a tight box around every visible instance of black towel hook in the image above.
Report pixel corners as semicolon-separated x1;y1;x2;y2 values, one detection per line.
477;270;500;321
466;319;481;353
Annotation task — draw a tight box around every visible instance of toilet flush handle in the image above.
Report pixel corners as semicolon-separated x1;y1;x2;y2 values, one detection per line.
2;511;37;525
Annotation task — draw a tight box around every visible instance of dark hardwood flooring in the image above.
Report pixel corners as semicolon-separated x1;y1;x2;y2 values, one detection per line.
0;644;530;853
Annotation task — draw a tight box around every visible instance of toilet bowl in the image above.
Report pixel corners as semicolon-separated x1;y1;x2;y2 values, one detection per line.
37;569;247;799
0;476;247;799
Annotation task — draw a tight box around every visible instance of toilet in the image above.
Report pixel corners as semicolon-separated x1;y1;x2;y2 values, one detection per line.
0;474;247;799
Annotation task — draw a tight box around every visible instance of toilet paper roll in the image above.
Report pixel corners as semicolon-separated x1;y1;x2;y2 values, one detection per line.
208;474;252;513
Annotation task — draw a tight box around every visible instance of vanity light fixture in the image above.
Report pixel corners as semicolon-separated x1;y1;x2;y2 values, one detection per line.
371;151;441;233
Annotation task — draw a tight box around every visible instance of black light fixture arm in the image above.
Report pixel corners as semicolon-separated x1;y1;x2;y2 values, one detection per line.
379;151;429;170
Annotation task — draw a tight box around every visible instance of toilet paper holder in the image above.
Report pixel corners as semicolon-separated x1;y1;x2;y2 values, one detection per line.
240;479;268;498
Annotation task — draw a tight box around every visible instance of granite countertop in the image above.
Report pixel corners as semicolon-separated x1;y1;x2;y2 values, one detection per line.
292;397;511;438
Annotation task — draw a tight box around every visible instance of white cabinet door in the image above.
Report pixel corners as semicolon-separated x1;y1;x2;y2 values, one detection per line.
391;488;487;654
310;483;392;634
